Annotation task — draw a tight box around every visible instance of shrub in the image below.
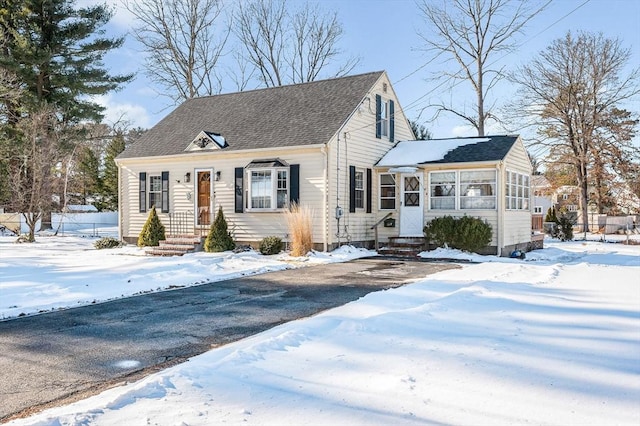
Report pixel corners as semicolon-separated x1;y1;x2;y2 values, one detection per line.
424;215;492;253
285;203;313;256
137;206;166;247
556;214;574;241
544;207;558;223
94;237;122;249
204;206;235;252
259;236;283;255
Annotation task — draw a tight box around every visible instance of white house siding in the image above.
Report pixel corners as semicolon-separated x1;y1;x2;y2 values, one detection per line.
117;147;327;246
324;73;414;248
501;140;533;250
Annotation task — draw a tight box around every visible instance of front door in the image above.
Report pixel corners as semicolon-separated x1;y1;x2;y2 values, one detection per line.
400;173;423;236
196;170;212;226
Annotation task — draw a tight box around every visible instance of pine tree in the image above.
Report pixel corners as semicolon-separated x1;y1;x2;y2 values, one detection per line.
137;206;166;247
100;132;126;211
204;207;235;252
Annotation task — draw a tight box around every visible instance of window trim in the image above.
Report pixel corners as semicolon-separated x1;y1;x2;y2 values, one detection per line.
379;173;396;210
354;169;365;209
428;169;497;211
245;167;289;212
148;174;163;211
505;170;530;211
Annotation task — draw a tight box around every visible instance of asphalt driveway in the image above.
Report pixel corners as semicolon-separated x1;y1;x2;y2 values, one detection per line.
0;258;458;422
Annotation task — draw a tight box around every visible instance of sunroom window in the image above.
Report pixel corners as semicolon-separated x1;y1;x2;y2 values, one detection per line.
379;173;396;210
506;171;530;210
430;171;456;209
460;170;496;209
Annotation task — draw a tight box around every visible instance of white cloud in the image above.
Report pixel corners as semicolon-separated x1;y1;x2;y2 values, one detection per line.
94;94;151;129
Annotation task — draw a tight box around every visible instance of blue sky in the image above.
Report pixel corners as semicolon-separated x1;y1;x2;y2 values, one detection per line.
87;0;640;139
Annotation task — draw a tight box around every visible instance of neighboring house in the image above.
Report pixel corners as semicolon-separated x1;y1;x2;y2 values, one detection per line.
531;174;553;217
375;135;533;255
116;71;534;255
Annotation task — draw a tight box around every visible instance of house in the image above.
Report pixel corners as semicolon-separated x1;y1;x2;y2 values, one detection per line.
116;71;534;255
375;135;534;255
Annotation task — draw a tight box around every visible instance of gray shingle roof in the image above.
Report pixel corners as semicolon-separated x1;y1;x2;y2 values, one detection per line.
118;71;384;159
376;135;519;167
426;135;518;164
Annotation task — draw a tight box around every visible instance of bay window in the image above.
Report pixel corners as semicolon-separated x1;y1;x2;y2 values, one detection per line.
247;168;288;210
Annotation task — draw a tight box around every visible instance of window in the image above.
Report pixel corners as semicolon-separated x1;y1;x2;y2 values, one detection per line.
506;171;530;211
534;206;543;214
460;170;496;209
379;174;396;210
430;171;456;209
247;168;288;210
380;100;388;137
354;170;364;209
375;95;394;141
148;175;163;210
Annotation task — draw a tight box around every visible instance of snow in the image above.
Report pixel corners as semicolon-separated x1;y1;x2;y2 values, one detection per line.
377;138;490;166
2;235;640;426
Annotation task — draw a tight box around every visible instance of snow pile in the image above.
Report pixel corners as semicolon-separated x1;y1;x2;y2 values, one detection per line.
4;239;639;425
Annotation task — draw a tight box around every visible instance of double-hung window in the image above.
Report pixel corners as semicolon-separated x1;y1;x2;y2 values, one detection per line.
148;175;163;210
355;170;364;209
379;173;396;210
380;100;388;137
506;171;530;210
247;168;288;210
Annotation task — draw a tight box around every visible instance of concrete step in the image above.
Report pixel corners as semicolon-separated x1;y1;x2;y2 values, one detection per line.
378;246;421;257
145;248;188;256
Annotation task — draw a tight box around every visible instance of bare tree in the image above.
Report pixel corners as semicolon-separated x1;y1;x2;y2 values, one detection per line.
417;0;547;136
7;107;61;242
125;0;231;103
234;0;358;87
511;32;639;231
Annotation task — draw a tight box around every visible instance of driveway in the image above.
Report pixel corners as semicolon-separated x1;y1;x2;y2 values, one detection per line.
0;258;458;422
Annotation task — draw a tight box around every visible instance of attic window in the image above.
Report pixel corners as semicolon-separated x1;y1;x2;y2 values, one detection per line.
185;130;228;151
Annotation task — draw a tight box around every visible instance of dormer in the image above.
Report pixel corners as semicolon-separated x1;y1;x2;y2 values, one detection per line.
185;131;228;152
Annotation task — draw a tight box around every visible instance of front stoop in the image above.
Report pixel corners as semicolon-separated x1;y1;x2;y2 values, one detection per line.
378;237;426;257
146;235;203;256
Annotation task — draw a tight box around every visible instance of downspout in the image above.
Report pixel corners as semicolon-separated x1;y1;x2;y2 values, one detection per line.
116;160;123;241
497;161;504;256
321;145;329;252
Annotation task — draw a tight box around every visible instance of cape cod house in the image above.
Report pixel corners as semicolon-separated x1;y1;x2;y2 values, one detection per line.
116;71;534;255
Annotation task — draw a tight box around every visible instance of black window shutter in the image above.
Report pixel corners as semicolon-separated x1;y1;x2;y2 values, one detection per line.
375;94;381;139
289;164;300;206
161;171;169;213
366;168;372;213
139;172;146;213
389;99;395;141
349;165;356;213
235;167;244;213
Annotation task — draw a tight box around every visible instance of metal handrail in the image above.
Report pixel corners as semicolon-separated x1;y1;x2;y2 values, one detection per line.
370;212;393;251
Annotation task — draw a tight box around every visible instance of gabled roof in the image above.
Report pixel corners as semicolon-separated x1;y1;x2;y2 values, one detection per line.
118;71;385;159
376;135;519;167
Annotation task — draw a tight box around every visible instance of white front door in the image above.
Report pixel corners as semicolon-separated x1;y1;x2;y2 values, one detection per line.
400;173;424;236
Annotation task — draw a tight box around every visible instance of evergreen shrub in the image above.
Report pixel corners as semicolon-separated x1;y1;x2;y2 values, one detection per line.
259;236;283;255
424;215;492;253
94;236;122;249
137;206;165;247
204;206;235;252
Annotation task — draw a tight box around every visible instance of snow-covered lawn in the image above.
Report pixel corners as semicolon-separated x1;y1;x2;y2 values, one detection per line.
2;236;640;425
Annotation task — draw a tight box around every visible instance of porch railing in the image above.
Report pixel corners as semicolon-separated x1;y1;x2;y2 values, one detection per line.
168;210;195;236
